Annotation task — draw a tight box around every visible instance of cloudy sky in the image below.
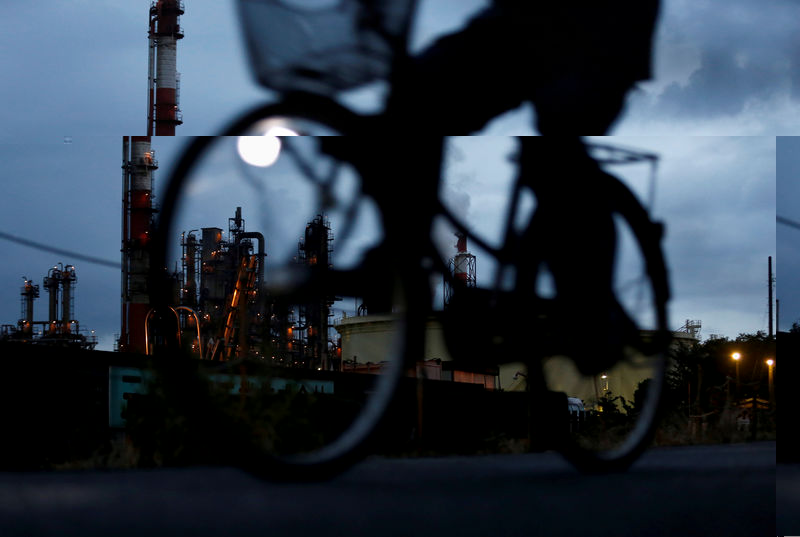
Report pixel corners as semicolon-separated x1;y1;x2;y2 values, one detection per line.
1;0;798;137
777;137;800;330
0;0;793;349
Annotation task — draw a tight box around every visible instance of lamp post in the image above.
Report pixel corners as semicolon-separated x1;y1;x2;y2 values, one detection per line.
731;352;741;401
766;359;775;408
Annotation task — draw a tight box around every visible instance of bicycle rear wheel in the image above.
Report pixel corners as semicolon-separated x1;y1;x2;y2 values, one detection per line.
149;110;417;480
434;138;669;472
532;175;670;473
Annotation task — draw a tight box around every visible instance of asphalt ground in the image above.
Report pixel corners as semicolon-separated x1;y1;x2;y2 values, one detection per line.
1;441;775;537
778;461;800;535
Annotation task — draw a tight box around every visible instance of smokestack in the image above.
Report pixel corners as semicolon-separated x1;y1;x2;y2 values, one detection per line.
120;136;158;353
453;231;474;285
148;0;185;136
456;232;467;254
444;231;476;308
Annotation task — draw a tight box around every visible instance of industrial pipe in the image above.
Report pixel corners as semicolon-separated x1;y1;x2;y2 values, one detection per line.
175;305;203;358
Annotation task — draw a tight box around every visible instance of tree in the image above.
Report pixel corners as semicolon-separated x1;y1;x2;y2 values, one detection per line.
661;331;775;416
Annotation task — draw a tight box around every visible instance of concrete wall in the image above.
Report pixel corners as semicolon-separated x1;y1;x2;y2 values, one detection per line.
336;314;699;409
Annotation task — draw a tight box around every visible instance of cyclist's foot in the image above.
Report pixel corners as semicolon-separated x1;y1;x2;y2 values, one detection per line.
566;297;644;377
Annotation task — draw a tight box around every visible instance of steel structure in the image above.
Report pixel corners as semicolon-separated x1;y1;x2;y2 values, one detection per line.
147;0;185;136
296;214;336;370
120;136;158;354
19;277;39;336
172;207;266;360
444;231;477;307
142;206;340;367
0;265;96;350
164;210;338;369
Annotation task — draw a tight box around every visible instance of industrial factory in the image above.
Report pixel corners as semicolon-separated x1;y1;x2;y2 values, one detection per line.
0;0;503;391
0;0;691;425
2;1;185;352
156;208;337;368
0;265;97;350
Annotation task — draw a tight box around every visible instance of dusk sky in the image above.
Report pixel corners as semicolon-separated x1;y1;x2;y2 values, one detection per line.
0;0;795;349
777;137;800;331
2;0;798;137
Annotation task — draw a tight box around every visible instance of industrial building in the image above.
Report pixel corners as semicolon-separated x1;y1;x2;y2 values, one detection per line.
335;231;499;389
335;233;701;408
0;264;97;350
2;0;694;418
172;207;268;361
132;206;340;368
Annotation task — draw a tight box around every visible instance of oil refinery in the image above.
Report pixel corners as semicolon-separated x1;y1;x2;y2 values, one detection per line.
0;1;700;471
0;265;97;350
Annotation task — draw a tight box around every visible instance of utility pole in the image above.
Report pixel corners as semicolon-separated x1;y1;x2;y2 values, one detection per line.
768;256;774;337
750;376;759;441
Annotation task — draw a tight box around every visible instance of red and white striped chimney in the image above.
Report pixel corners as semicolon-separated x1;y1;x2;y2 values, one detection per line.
148;1;184;136
121;136;158;354
453;231;473;285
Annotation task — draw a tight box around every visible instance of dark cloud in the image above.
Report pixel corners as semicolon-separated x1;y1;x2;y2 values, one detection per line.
655;49;788;117
644;0;799;118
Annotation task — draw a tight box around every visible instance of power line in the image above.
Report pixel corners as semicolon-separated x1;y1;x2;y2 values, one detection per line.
778;215;800;230
0;230;120;269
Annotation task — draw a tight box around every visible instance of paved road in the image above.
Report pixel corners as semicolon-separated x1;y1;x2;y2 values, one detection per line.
1;442;775;536
778;462;800;535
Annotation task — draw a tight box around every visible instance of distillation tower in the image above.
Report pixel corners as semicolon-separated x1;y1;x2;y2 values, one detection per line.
147;0;185;136
44;264;78;336
176;207;265;359
1;265;96;349
296;215;336;370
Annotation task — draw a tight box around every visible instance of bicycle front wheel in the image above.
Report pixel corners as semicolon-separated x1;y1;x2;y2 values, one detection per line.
150;130;417;480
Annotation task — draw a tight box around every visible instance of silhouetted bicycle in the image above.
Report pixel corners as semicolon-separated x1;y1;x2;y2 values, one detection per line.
148;0;670;480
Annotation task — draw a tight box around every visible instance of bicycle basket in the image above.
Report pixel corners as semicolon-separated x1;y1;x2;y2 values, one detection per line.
237;0;416;95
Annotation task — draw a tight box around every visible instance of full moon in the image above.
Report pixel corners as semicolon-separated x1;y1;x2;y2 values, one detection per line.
237;136;282;167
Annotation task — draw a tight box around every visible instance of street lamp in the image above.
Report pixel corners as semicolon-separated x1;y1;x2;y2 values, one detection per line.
766;359;775;408
731;352;741;400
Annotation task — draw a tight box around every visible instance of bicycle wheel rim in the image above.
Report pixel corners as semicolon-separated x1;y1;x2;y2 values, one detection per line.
550;177;670;473
149;128;411;480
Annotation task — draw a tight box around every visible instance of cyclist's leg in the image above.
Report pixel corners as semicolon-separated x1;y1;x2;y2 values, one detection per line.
519;137;614;296
517;138;636;374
